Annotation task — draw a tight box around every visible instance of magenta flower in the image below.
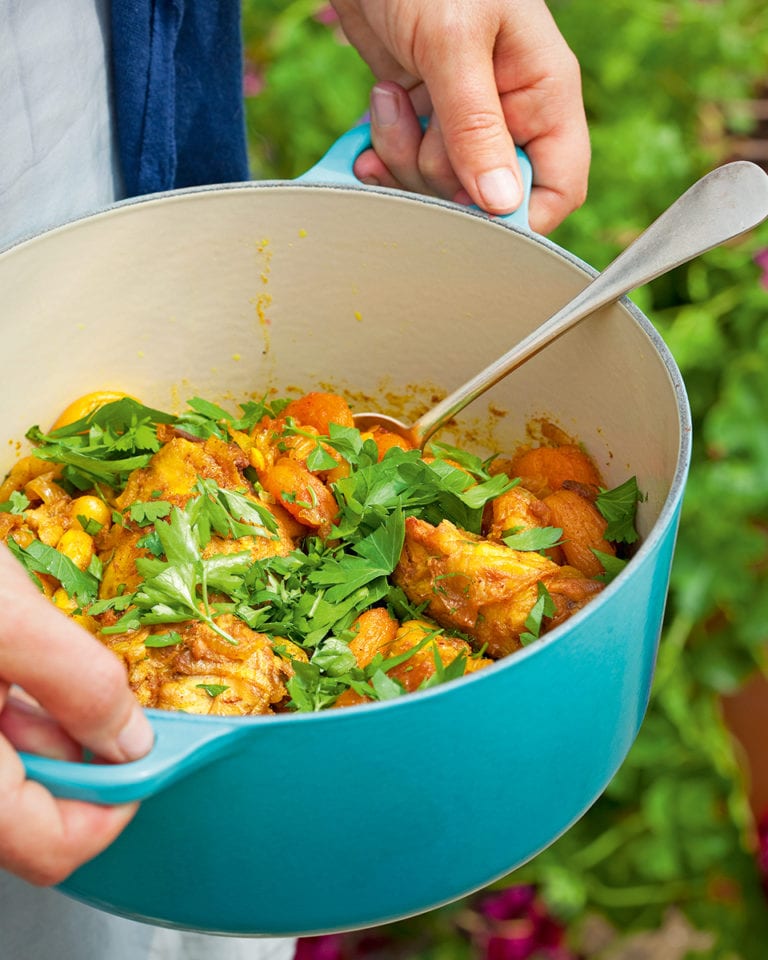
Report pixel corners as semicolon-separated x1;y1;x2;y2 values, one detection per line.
754;248;768;290
479;886;537;920
757;810;768;898
314;5;340;26
485;926;537;960
486;938;575;960
242;58;264;98
293;884;577;959
294;935;346;960
294;930;395;960
461;884;577;960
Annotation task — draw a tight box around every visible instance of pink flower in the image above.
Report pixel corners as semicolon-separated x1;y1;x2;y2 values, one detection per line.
294;935;346;960
293;931;394;960
479;886;537;920
461;885;577;960
242;59;264;98
293;885;577;959
485;924;537;960
757;810;768;898
314;5;340;26
754;248;768;290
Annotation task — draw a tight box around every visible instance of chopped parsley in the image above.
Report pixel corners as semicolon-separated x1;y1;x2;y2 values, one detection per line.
11;393;642;712
596;476;644;544
592;549;629;584
196;683;229;698
128;500;173;526
25;398;176;490
519;582;556;646
0;491;30;514
7;536;100;603
503;526;563;552
76;514;104;536
144;630;184;648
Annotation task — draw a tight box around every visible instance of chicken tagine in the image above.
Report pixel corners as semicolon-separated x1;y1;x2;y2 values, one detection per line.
0;390;642;715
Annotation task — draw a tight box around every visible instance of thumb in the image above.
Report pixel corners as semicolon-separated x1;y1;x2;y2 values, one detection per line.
0;545;154;763
421;40;523;215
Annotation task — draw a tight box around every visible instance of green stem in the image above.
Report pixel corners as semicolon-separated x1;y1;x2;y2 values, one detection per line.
585;875;693;908
204;615;239;645
572;814;647;870
654;611;696;690
199;563;238;645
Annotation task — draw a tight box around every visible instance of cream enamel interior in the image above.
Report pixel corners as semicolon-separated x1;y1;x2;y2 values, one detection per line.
0;184;685;539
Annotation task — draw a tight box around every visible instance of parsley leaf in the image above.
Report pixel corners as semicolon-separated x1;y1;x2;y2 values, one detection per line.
128;500;172;526
596;476;644;544
136;529;164;557
196;683;229;697
310;638;358;677
306;444;339;472
190;478;278;545
592;548;629;584
88;593;135;616
520;582;556;646
144;631;184;648
503;526;563;552
173;398;235;440
185;397;235;422
321;423;380;469
419;644;468;690
370;668;404;701
26;398;175;490
77;514;104;536
43;398;175;439
112;506;239;644
428;441;499;482
285;660;345;712
7;536;99;603
231;397;290;432
331;447;515;539
0;491;30;514
175;396;290;440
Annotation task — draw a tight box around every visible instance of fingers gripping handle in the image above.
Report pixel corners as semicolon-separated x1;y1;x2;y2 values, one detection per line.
20;713;246;804
298;122;533;230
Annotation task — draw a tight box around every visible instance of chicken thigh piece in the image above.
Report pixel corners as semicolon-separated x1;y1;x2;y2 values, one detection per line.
394;517;603;657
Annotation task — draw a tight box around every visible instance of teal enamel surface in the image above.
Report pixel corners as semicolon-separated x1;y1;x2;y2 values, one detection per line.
49;494;687;935
297;122;533;230
20;714;247;804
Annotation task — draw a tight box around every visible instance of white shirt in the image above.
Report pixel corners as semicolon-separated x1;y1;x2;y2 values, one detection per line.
0;3;294;958
0;874;296;960
0;0;122;250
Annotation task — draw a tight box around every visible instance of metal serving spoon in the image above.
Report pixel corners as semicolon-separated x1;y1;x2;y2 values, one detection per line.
354;160;768;449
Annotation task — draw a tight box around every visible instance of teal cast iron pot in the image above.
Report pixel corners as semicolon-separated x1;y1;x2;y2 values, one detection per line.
1;128;690;935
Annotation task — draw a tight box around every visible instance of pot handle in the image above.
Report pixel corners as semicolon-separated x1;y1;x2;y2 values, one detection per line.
20;712;248;805
297;122;533;230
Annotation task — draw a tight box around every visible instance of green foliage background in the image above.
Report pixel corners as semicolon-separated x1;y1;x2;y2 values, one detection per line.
241;1;768;955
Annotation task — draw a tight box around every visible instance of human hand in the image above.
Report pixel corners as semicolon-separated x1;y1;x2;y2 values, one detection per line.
330;0;590;233
0;546;154;884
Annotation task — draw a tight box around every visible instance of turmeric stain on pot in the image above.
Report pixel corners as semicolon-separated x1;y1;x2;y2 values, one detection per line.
250;237;273;356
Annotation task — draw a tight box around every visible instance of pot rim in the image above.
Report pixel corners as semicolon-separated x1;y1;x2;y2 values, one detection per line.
0;179;693;724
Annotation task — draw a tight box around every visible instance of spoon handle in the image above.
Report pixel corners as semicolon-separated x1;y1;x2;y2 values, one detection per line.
412;160;768;448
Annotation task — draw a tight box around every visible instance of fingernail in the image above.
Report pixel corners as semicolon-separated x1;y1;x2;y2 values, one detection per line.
476;168;521;213
371;85;400;127
361;176;380;186
116;706;154;761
